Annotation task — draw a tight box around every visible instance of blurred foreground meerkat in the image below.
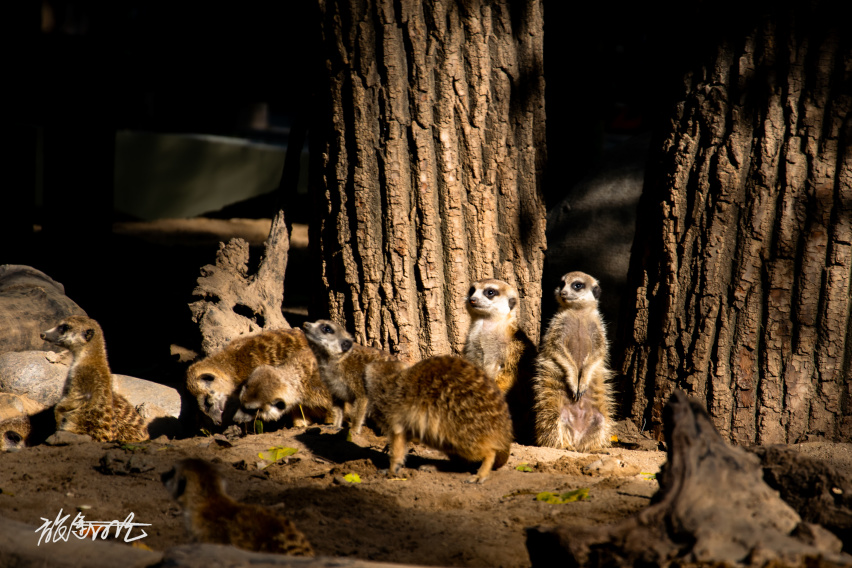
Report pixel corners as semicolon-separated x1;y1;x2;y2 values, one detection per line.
302;319;396;434
233;361;334;427
365;355;513;483
186;329;314;426
161;458;314;556
41;316;147;442
532;271;612;452
463;278;537;443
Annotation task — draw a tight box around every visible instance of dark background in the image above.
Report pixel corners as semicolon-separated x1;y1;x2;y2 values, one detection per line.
3;0;658;379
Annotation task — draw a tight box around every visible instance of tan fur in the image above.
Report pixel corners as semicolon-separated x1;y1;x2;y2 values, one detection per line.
161;458;314;556
365;355;513;483
532;271;613;452
463;279;537;444
41;316;147;442
186;329;314;426
302;320;396;434
233;360;333;427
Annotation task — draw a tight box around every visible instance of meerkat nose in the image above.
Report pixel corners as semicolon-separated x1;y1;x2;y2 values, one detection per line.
39;333;46;340
469;298;477;305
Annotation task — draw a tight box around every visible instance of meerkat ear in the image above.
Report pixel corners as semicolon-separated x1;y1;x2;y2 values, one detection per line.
592;284;601;299
84;329;95;342
508;297;517;310
340;339;353;353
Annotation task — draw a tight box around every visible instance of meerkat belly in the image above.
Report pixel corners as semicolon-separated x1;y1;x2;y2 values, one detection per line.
561;314;593;368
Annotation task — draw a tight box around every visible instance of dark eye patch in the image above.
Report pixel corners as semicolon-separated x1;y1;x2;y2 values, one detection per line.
467;287;475;297
199;373;215;383
322;325;333;334
58;324;69;333
274;400;287;411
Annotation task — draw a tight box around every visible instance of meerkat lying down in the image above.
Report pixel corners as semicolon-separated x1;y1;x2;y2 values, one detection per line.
365;355;513;483
41;316;147;442
161;458;314;556
186;329;315;426
232;360;335;428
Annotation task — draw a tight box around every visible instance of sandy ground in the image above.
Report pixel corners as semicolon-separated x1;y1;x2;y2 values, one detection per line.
0;423;665;567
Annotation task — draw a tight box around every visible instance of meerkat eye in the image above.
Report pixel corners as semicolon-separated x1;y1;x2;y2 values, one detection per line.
274;400;286;411
322;324;333;334
58;324;69;333
485;288;498;298
572;282;585;291
199;373;215;383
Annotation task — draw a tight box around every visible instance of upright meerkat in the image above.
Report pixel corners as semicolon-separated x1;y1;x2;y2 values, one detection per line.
161;458;314;556
365;355;513;483
233;361;334;427
186;329;315;426
302;320;396;434
41;316;147;442
463;279;537;443
532;271;613;452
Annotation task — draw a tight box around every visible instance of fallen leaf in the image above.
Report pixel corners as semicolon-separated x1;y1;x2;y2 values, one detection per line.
254;420;264;434
515;463;533;472
536;488;589;504
343;473;362;483
258;446;298;463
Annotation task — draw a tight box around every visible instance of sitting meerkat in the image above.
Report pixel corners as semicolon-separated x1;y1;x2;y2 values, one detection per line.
233;361;334;428
161;458;314;556
41;316;147;442
463;278;537;443
186;329;315;426
365;355;513;483
302;320;396;434
532;271;613;452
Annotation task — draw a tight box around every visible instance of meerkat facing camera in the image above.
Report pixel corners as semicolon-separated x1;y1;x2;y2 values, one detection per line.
532;271;613;452
41;316;147;442
302;319;396;434
233;361;334;428
161;458;314;556
463;278;537;443
186;329;312;426
365;355;513;483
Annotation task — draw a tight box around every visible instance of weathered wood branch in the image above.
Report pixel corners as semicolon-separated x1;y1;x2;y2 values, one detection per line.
526;390;849;567
189;211;290;355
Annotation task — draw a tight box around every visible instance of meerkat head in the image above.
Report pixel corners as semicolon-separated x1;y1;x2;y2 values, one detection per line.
161;458;227;505
302;320;354;359
465;279;519;322
186;360;235;426
41;316;102;353
233;364;301;423
555;271;601;309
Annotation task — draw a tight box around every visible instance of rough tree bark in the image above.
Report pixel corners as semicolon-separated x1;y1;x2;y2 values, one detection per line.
617;1;852;444
310;0;547;360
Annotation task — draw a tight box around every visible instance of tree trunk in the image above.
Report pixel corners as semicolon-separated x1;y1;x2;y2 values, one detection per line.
310;0;547;360
617;1;852;445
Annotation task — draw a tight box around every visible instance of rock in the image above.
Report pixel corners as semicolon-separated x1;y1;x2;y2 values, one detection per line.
0;351;181;420
581;456;639;477
44;431;93;446
0;265;87;354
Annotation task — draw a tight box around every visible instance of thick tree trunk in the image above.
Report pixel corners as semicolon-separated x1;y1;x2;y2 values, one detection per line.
310;0;547;360
617;2;852;444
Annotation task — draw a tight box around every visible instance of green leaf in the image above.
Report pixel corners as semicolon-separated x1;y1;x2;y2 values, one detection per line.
258;446;298;462
343;473;362;483
515;463;533;472
536;488;589;504
254;420;264;434
640;472;657;480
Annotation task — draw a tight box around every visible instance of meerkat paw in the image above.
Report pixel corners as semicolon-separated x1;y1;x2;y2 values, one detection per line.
465;473;489;484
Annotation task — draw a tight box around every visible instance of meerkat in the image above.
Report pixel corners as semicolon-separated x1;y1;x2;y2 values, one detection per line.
364;355;513;483
186;329;315;426
463;278;537;444
302;319;396;435
40;316;147;442
233;361;334;427
532;271;613;452
161;458;314;556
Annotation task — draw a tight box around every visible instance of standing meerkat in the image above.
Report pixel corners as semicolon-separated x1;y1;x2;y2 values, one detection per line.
532;271;613;452
233;361;334;427
302;319;396;434
41;316;147;442
161;458;314;556
463;279;537;443
186;329;314;426
365;355;513;483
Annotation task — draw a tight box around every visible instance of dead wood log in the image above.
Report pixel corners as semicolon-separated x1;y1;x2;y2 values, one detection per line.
751;445;852;552
526;390;850;567
189;211;290;355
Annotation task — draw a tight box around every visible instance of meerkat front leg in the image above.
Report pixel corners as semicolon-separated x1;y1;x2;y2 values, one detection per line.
387;426;408;477
467;450;497;484
350;396;369;435
551;350;580;400
577;357;604;400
